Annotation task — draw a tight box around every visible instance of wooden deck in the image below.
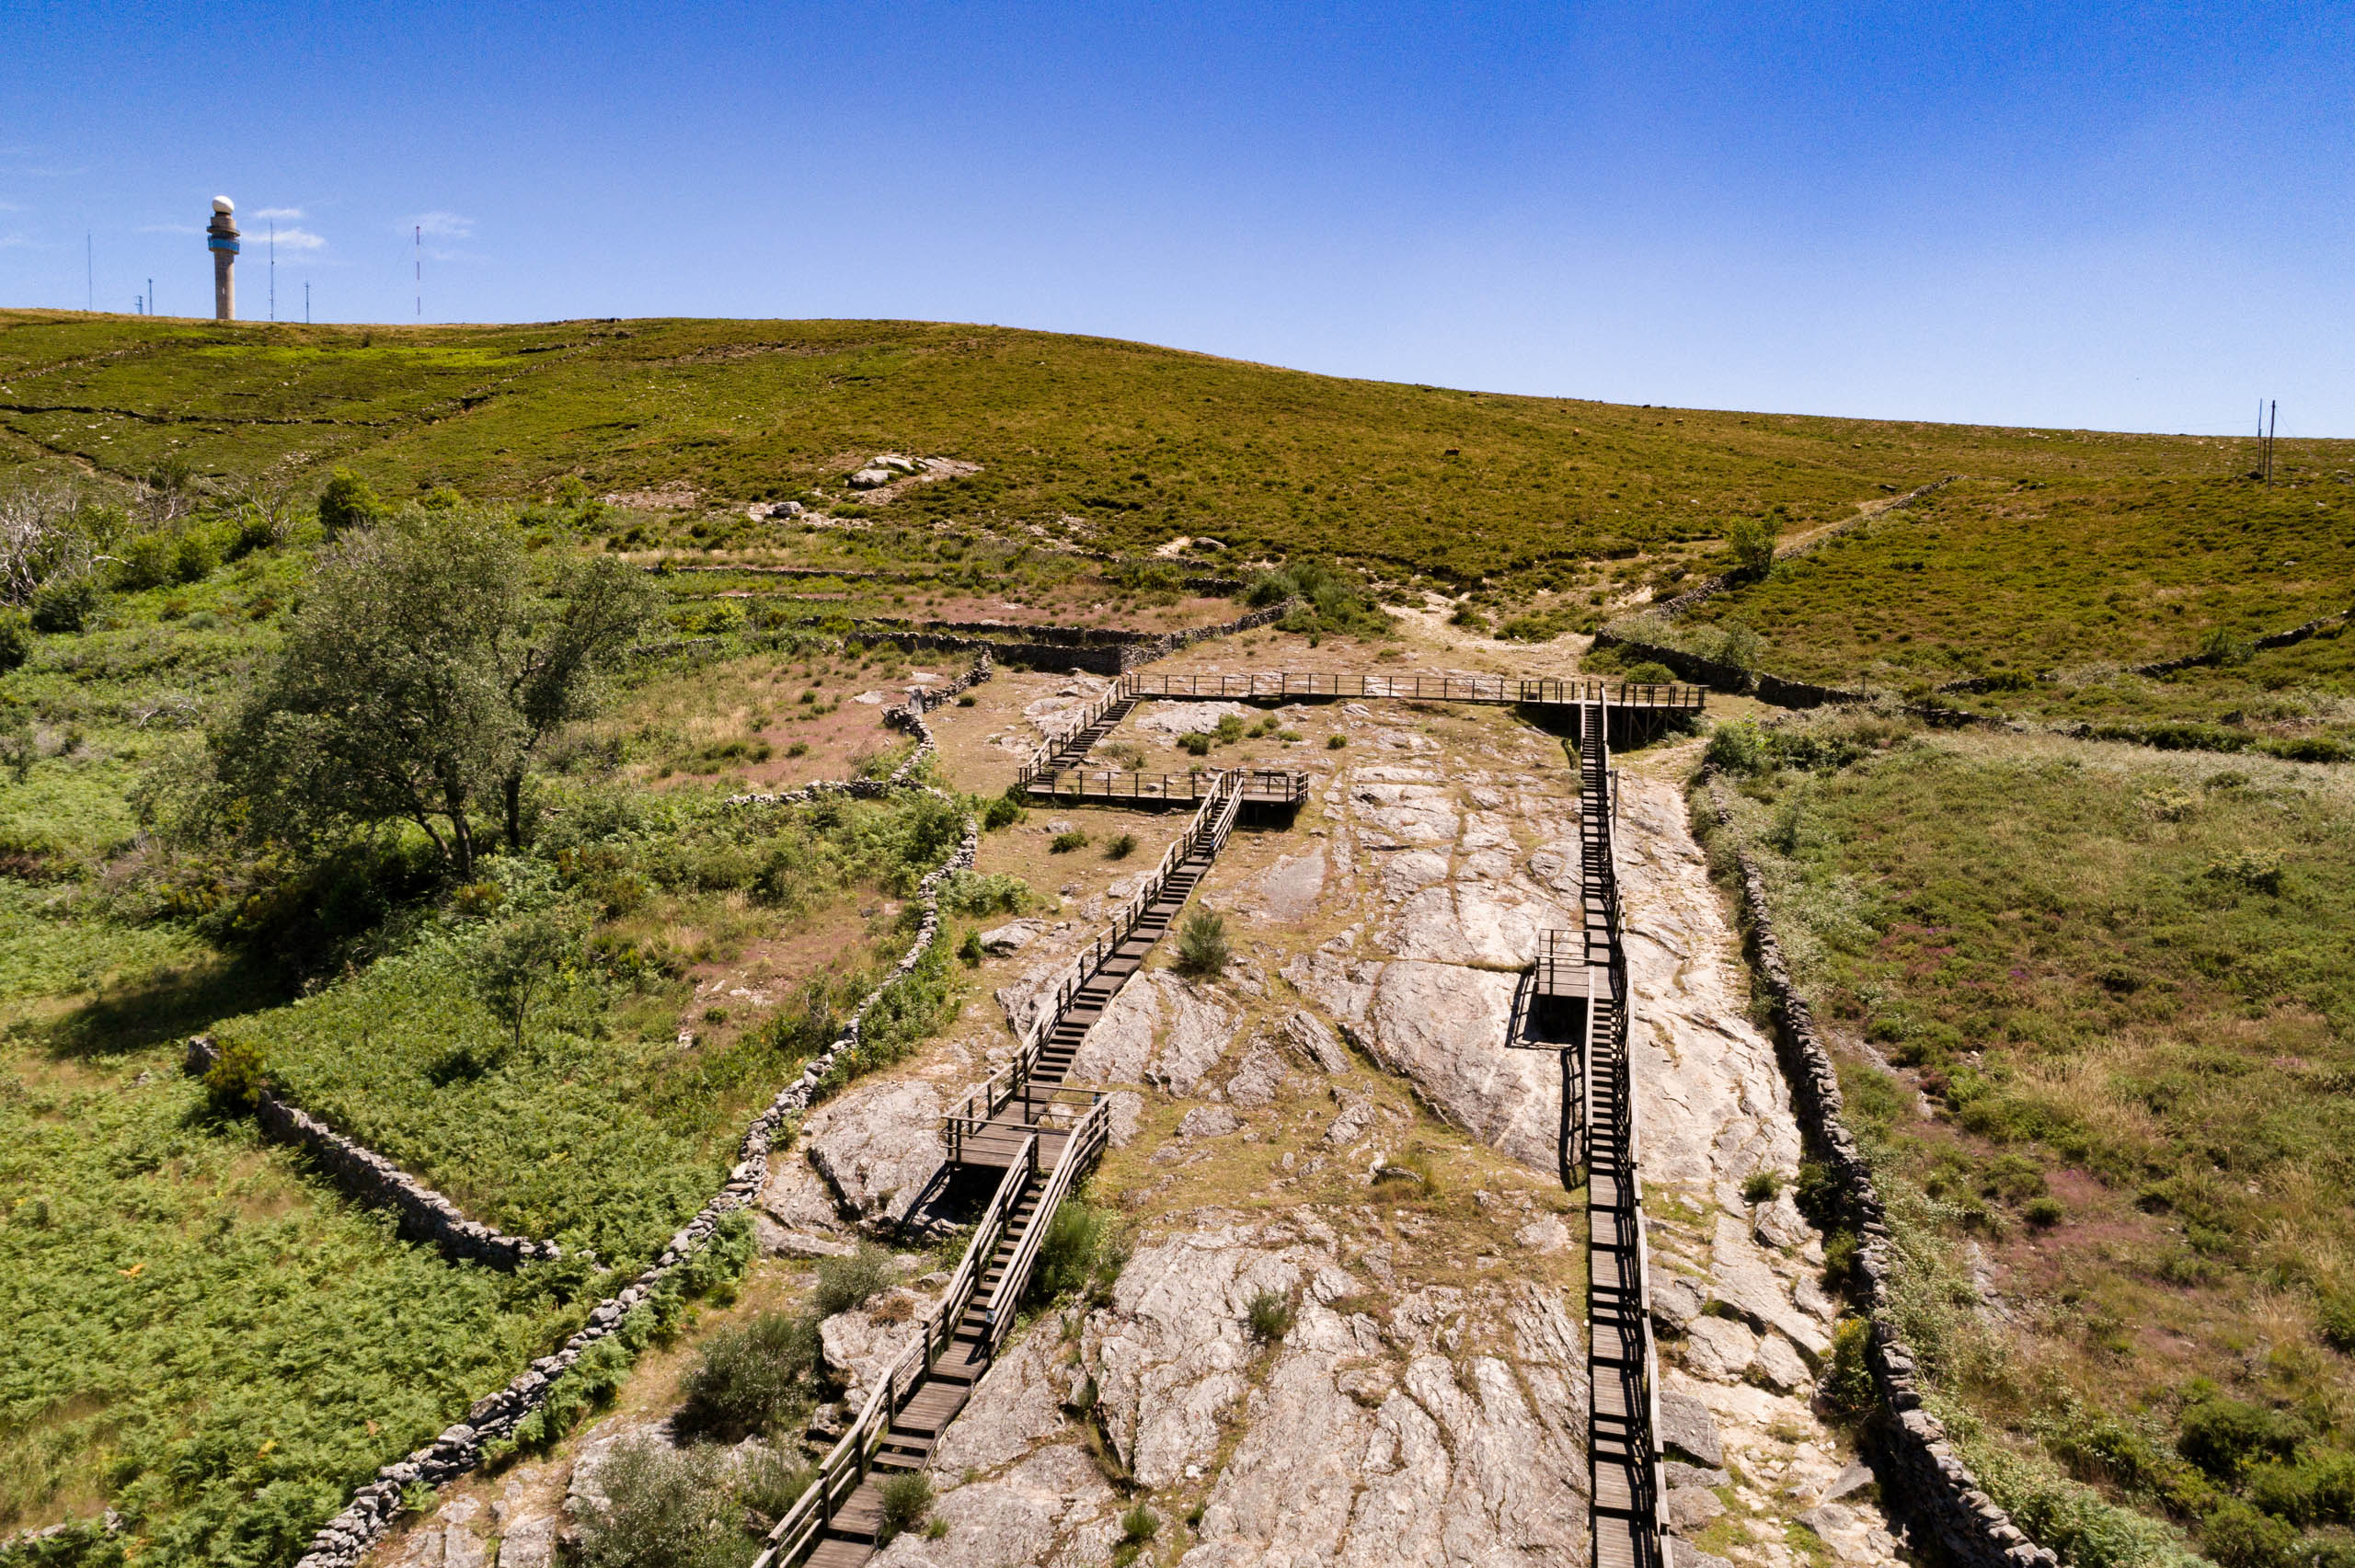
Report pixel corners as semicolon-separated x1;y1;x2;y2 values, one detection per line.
1021;766;1307;808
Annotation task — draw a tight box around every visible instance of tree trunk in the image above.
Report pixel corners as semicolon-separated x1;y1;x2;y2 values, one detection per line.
444;783;476;879
504;772;524;852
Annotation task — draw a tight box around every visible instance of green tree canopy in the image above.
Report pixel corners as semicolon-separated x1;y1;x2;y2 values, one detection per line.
207;510;656;876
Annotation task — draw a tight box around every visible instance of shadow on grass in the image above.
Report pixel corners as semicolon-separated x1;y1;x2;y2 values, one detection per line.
39;954;290;1060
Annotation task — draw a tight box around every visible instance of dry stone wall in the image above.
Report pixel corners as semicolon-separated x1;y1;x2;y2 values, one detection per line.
183;1037;561;1269
1703;773;2059;1568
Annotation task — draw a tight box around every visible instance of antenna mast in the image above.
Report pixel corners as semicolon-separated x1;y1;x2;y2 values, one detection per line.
415;224;421;320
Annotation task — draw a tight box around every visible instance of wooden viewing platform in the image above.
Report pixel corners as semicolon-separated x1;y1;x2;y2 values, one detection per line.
1020;765;1308;807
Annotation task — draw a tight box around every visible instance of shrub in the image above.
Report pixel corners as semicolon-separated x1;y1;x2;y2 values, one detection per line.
571;1438;750;1568
2318;1292;2355;1354
1179;731;1213;756
2208;852;2284;896
174;531;220;583
941;869;1028;915
1175;910;1230;977
982;795;1024;830
1246;1288;1294;1342
1051;830;1089;853
1724;509;1783;578
1741;1171;1783;1205
2199;627;2258;667
0;608;29;671
2179;1394;2305;1480
681;1310;820;1434
29;574;98;633
1213;714;1245;743
1327;733;1347;749
1625;660;1677;683
1029;1198;1122;1306
1822;1318;1876;1419
2200;1499;2299;1568
2025;1196;2066;1229
201;1036;270;1112
1121;1504;1161;1544
736;1446;818;1528
958;928;983;967
1106;832;1137;860
877;1471;933;1546
112;532;177;590
316;470;382;536
813;1245;896;1318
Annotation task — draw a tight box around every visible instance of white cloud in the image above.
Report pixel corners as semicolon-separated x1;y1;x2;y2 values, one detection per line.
263;226;327;251
412;211;473;239
251;206;304;220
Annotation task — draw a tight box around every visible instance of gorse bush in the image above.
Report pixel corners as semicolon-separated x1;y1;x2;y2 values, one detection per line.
1246;1288;1294;1342
813;1244;897;1318
682;1310;821;1434
571;1437;760;1568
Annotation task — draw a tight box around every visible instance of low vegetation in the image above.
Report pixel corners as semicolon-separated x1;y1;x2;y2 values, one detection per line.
1706;715;2355;1568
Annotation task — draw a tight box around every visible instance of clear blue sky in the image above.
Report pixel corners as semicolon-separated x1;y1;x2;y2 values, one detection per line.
4;1;2349;434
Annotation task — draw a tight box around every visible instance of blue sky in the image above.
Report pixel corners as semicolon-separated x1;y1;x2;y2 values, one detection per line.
3;1;2349;433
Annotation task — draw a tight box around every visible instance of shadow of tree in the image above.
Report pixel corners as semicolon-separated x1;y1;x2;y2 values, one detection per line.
38;955;288;1060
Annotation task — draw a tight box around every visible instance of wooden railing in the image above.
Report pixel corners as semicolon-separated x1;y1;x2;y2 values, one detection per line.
750;1122;1038;1568
979;1095;1112;1356
942;1083;1098;1163
1020;765;1307;806
1121;670;1705;709
965;772;1243;1127
1580;700;1672;1568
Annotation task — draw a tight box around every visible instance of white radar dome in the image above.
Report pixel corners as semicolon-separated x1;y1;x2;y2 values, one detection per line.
212;196;235;213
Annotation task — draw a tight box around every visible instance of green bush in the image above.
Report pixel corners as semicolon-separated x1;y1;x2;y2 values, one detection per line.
1106;832;1137;860
111;532;178;591
2200;1498;2299;1568
1741;1171;1783;1204
940;869;1028;915
2179;1394;2305;1480
1179;731;1213;756
316;470;383;536
29;575;98;633
1051;830;1089;853
1121;1504;1161;1544
1175;910;1230;977
680;1310;820;1434
2318;1292;2355;1354
877;1471;933;1546
572;1438;753;1568
0;609;29;672
1028;1198;1122;1306
1725;508;1784;578
1327;733;1347;749
2025;1196;2066;1229
812;1245;896;1318
1625;660;1677;683
201;1036;270;1112
1246;1288;1294;1342
958;928;983;967
1213;714;1245;743
1822;1318;1876;1418
982;795;1024;830
173;531;221;584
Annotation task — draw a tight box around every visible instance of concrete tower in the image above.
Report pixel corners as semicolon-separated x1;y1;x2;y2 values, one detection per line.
206;196;240;321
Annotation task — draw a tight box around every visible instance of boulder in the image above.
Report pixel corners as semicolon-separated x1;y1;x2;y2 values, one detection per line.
871;1442;1119;1568
821;1288;928;1403
1134;701;1252;738
1513;1214;1571;1254
1667;1485;1728;1535
1223;1046;1287;1109
1683;1315;1759;1382
802;1078;947;1228
1658;1389;1725;1467
1361;961;1559;1170
1754;1332;1814;1394
1279;1009;1351;1073
849;465;895;488
1651;1274;1708;1332
979;919;1047;956
1178;1104;1240;1139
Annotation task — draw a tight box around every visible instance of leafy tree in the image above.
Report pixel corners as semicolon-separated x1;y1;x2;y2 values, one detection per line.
316;470;383;537
205;509;656;877
1724;506;1785;578
466;910;578;1054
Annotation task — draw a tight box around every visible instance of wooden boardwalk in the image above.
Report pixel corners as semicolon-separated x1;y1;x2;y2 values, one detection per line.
755;776;1246;1568
1021;765;1307;809
1574;701;1673;1568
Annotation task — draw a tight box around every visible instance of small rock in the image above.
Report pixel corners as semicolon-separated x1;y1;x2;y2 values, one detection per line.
849;466;894;488
1651;1274;1707;1332
1822;1462;1878;1503
1513;1215;1570;1254
1684;1314;1759;1381
1279;1010;1351;1073
1754;1190;1812;1250
978;919;1046;956
1178;1104;1241;1139
1667;1485;1728;1536
1753;1333;1814;1393
1659;1389;1725;1467
1666;1461;1731;1490
1323;1094;1376;1147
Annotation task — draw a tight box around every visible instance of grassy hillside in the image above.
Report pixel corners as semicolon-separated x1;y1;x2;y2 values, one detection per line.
9;309;2341;584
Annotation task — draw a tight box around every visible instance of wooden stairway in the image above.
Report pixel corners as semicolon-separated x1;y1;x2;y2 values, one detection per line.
1042;692;1137;771
764;778;1245;1568
1577;701;1672;1568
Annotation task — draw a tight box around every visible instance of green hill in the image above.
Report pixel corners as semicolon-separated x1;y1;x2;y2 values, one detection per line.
8;309;2339;584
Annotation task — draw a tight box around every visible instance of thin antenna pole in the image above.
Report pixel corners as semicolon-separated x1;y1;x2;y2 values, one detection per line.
415;225;421;320
305;280;311;324
2266;400;2277;486
147;277;154;316
270;221;276;322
